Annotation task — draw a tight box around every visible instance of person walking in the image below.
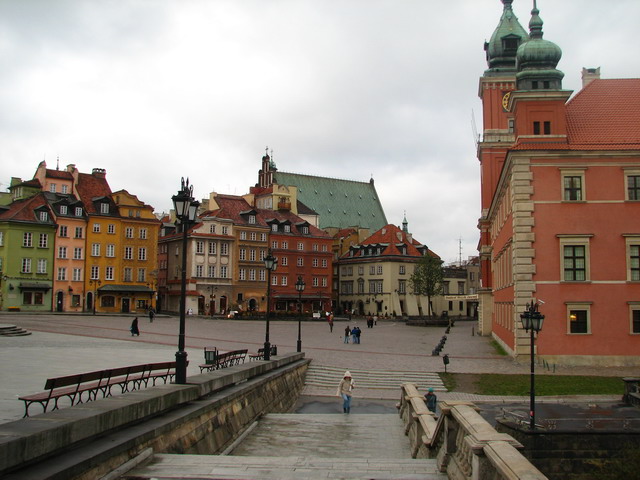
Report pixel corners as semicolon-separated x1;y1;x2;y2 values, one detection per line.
328;313;334;333
424;387;437;413
130;317;140;336
351;325;358;344
337;370;355;413
344;325;351;343
148;307;155;323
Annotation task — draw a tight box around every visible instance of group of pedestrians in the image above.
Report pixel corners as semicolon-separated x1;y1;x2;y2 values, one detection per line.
343;325;362;344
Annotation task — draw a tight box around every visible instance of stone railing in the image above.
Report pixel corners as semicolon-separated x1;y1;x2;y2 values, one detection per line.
399;383;548;480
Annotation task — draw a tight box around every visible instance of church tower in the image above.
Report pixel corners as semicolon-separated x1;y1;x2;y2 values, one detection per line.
477;0;528;303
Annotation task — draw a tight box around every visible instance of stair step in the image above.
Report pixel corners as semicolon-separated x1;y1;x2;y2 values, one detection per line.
123;454;446;479
0;324;31;336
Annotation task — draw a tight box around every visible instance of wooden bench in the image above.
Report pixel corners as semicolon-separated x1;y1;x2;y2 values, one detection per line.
199;348;248;373
18;361;179;417
249;345;278;361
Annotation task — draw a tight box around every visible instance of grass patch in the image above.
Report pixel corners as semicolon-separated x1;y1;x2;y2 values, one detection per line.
490;339;508;356
439;373;625;396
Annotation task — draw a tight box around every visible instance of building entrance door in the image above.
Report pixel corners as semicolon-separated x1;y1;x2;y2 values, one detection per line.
122;298;130;313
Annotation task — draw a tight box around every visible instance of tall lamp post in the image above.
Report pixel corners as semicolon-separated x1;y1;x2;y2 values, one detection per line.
520;300;545;430
172;178;200;384
295;275;306;352
89;279;101;315
263;250;278;360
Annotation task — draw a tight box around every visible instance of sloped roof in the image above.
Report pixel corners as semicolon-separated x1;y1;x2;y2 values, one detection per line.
45;169;73;180
258;208;330;238
74;172;113;214
0;193;51;223
342;223;439;260
565;79;640;148
208;194;270;227
273;171;387;231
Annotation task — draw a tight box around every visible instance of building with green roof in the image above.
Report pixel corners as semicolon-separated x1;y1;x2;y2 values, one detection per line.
253;151;388;232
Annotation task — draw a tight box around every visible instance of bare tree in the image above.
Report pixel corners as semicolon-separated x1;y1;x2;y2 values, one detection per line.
409;254;444;322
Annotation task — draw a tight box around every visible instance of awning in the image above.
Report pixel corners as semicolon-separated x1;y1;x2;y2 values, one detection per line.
19;282;52;291
98;285;154;294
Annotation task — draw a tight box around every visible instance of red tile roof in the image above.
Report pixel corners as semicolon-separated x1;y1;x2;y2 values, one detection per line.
344;223;438;259
566;79;640;147
0;193;50;222
45;169;73;180
74;172;113;214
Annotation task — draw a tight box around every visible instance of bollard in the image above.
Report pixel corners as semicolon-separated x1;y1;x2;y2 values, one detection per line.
443;354;450;373
432;348;440;356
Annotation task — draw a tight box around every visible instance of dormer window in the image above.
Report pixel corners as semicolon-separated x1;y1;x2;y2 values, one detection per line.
248;215;256;224
284;224;291;233
39;211;49;222
301;226;309;234
75;207;83;216
271;224;278;232
60;205;68;215
100;203;109;214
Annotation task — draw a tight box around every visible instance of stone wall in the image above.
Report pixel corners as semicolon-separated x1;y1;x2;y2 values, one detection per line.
0;353;308;480
497;421;640;480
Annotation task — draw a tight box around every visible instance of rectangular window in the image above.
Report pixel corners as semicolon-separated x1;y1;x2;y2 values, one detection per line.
322;259;328;268
297;257;303;267
240;231;247;240
23;232;33;247
250;232;257;241
58;246;67;259
0;231;3;246
543;121;551;134
22;258;32;273
630;245;640;281
221;226;229;235
100;203;109;214
272;241;278;249
281;275;287;286
399;265;406;275
249;269;256;281
37;258;47;274
138;247;147;261
75;207;82;217
73;268;82;281
220;266;227;278
399;280;406;294
259;269;266;281
280;256;287;266
91;243;101;257
250;249;256;261
75;227;83;238
123;267;132;282
321;277;327;287
563;175;583;201
209;224;216;234
239;268;246;280
271;224;278;232
208;265;215;278
297;242;304;251
239;248;246;260
458;282;465;294
196;241;204;254
91;266;99;280
197;265;204;277
632;309;640;334
139;228;147;239
125;227;134;238
313;258;319;267
284;224;291;233
23;291;44;305
281;241;288;249
38;233;48;248
221;243;228;255
124;246;133;260
93;223;101;233
49;184;56;193
105;266;114;281
59;225;68;237
568;307;590;334
261;233;267;242
138;268;146;282
208;242;216;255
628;175;640;201
533;121;540;135
563;245;586;281
272;275;278;286
108;224;115;234
39;211;48;222
377;265;383;275
106;244;114;258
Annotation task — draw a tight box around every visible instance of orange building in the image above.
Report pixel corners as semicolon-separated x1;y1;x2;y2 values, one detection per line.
478;1;640;365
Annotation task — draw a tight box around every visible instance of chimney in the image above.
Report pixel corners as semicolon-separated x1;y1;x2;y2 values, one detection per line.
92;168;107;178
581;67;600;89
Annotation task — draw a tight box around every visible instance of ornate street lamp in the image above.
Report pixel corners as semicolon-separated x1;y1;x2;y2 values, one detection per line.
172;177;200;384
263;250;278;360
520;300;545;430
295;275;306;352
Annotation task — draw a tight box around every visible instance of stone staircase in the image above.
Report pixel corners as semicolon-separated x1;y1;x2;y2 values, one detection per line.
302;364;446;398
123;414;446;479
0;324;31;337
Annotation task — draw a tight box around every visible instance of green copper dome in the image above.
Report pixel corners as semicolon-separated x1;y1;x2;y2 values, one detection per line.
484;0;528;75
516;2;564;89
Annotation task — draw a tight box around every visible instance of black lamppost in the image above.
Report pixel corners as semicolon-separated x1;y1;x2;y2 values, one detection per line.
520;300;545;430
172;178;200;384
263;250;278;360
295;275;306;352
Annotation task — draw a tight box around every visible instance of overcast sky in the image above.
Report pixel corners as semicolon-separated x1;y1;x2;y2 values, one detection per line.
1;0;638;263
